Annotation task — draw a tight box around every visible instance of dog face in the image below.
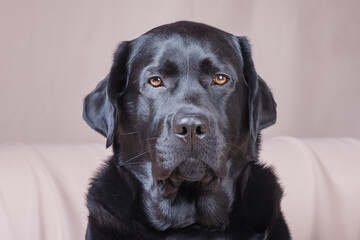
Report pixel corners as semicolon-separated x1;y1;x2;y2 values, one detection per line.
83;21;276;230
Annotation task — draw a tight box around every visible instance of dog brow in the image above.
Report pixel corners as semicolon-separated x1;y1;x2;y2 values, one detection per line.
199;58;219;75
159;60;179;77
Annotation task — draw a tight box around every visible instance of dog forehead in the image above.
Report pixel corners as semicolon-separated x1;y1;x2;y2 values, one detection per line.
145;21;231;40
129;34;238;78
147;35;213;65
131;22;236;60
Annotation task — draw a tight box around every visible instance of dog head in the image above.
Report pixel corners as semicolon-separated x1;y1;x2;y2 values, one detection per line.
83;21;276;230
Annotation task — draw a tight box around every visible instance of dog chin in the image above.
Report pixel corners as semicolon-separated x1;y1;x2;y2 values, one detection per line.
137;159;235;231
155;164;223;198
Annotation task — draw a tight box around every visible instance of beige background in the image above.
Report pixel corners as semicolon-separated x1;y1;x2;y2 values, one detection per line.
1;0;359;144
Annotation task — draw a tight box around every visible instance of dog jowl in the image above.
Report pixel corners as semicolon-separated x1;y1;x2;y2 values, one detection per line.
83;21;290;239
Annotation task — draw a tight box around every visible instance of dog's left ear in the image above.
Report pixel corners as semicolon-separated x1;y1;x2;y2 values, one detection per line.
83;41;131;148
237;37;277;141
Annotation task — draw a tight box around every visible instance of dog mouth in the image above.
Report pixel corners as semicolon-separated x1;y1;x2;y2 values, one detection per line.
156;160;221;197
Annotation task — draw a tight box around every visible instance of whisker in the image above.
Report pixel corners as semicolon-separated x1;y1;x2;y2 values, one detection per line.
226;134;242;139
121;147;156;166
226;143;244;155
120;161;144;166
123;151;151;164
145;137;158;141
119;131;138;136
228;144;242;151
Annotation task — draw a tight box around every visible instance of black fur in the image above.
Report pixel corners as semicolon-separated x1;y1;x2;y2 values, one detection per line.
83;21;290;239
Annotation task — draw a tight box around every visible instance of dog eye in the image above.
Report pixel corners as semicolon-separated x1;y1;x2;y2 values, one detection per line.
213;74;229;85
148;77;163;87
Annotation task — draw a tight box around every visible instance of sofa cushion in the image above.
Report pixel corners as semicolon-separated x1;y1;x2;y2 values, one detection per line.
260;137;360;240
0;138;359;240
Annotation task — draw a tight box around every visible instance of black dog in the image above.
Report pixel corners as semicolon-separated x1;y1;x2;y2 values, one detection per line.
83;21;290;239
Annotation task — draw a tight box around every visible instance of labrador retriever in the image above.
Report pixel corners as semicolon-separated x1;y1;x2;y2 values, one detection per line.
83;21;291;239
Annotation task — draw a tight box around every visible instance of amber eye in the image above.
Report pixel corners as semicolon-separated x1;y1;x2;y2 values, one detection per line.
214;74;229;85
148;77;163;87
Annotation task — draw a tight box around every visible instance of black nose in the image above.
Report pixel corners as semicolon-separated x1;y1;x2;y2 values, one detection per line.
173;114;209;144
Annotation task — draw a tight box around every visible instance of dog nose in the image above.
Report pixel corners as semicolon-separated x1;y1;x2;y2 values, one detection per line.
173;114;209;144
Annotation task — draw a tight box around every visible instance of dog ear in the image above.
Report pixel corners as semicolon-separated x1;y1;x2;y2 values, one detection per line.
237;37;277;141
83;41;131;148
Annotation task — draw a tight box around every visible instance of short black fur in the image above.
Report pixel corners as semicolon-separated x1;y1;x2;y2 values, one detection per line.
83;21;290;239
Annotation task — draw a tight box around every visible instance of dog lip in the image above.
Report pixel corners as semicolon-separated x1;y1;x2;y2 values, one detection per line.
156;166;223;197
203;177;221;192
177;174;203;182
176;160;207;181
157;178;182;197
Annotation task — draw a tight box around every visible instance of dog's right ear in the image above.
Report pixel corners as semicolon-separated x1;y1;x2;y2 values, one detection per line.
83;41;131;148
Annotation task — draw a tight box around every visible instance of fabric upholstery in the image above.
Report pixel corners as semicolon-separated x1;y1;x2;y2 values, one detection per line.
260;137;360;240
0;137;359;240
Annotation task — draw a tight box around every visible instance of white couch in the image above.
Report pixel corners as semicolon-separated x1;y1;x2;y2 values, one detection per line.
1;137;359;240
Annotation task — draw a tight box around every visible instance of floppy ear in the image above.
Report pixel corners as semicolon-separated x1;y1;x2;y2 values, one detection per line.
238;37;277;141
83;41;131;148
